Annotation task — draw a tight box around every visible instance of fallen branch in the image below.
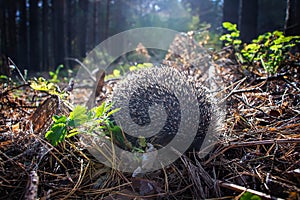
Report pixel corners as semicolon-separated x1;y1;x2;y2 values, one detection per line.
8;57;27;84
24;171;39;200
65;57;96;82
227;138;300;147
218;180;284;200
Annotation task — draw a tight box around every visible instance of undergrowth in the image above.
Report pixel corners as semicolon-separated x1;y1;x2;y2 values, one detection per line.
220;22;300;75
45;103;120;146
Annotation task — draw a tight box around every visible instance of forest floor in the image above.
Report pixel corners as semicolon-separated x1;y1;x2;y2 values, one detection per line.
1;39;300;199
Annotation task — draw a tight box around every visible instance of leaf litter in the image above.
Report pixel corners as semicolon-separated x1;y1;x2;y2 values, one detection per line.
0;34;300;199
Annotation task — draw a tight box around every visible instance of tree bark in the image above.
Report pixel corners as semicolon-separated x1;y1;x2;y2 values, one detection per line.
52;0;65;68
18;0;29;67
285;0;300;36
63;0;69;69
223;0;239;25
7;0;17;61
105;0;110;39
0;1;5;56
239;0;258;43
29;0;40;71
79;0;88;57
42;0;49;71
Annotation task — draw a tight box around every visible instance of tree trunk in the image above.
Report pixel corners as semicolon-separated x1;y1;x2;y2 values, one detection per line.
222;0;240;46
285;0;300;36
67;0;74;63
18;0;29;68
52;0;65;68
63;0;69;69
48;0;55;69
105;0;110;39
42;0;49;71
239;0;258;43
0;1;9;76
0;1;5;56
29;0;40;71
79;0;88;57
5;0;17;62
86;2;95;51
92;2;96;46
223;0;239;25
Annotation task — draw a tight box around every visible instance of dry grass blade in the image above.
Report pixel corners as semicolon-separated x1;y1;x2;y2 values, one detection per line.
1;42;300;199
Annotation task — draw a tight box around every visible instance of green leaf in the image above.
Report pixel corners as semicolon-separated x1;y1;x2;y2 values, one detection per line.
113;69;121;77
30;77;61;96
233;40;242;45
66;128;79;138
56;64;64;73
53;115;67;123
141;63;153;68
49;71;55;77
109;125;126;147
0;75;8;80
244;43;260;51
107;108;120;117
231;31;240;38
240;192;261;200
94;102;106;118
270;44;282;51
45;122;67;146
222;22;237;31
138;136;147;148
273;30;283;37
69;105;88;127
219;35;228;41
129;66;137;71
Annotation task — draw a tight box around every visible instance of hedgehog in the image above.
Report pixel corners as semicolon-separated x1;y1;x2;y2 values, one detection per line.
110;66;218;154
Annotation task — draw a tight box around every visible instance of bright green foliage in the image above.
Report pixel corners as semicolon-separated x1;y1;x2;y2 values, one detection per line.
49;64;64;83
108;124;127;148
45;115;68;146
220;22;300;74
242;31;300;74
0;75;8;84
46;105;88;146
45;103;120;146
68;106;88;127
30;65;69;99
240;192;261;200
138;136;147;148
0;75;8;80
90;103;125;147
128;63;153;72
30;77;60;94
219;22;242;47
30;77;68;99
105;63;153;80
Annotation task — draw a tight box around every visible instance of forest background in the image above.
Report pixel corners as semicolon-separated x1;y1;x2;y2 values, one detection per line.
0;0;299;73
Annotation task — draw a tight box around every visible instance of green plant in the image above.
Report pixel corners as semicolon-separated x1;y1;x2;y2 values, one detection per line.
219;22;242;48
45;102;120;146
242;31;300;74
0;75;8;81
240;192;261;200
105;63;153;80
220;22;300;74
49;64;64;83
30;77;68;99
